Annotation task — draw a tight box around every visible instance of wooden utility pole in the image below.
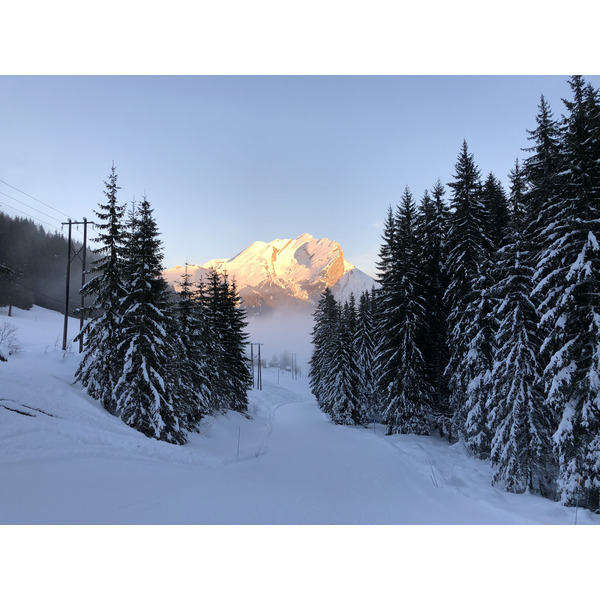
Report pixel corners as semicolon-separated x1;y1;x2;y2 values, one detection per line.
62;218;92;352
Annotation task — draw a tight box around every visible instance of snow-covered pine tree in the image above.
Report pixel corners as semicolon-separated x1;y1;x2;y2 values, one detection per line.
481;172;510;254
375;187;432;435
121;198;138;283
309;287;340;415
75;164;128;413
201;268;228;414
218;276;252;413
416;182;451;434
174;263;211;429
526;95;566;375
325;296;365;425
201;269;251;415
354;289;378;421
193;276;217;413
376;205;397;290
114;195;186;444
373;206;400;421
444;141;491;442
523;94;563;261
538;76;600;510
487;159;555;495
457;260;496;459
456;175;508;459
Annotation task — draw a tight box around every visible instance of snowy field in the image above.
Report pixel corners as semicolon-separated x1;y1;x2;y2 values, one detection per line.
1;305;598;596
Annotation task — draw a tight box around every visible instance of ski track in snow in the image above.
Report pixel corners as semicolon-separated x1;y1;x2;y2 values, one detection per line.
1;305;599;525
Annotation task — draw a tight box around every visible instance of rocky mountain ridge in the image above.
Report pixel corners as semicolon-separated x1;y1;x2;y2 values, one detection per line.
163;233;376;314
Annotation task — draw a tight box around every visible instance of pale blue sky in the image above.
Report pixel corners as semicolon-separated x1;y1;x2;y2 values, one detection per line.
2;75;599;277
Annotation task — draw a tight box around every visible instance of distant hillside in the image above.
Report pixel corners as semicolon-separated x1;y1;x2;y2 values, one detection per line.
0;212;98;315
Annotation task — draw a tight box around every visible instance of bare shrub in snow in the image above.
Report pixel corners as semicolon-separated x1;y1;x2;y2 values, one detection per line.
0;322;22;361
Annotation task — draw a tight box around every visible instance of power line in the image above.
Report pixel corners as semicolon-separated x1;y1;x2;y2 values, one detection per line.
0;190;63;224
0;178;72;219
0;179;98;249
0;201;62;232
0;178;86;243
0;199;95;248
0;179;108;261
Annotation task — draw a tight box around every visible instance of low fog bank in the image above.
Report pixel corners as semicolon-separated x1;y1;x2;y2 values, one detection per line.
245;307;314;378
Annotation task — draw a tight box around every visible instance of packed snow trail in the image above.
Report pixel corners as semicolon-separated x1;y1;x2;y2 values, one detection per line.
218;381;579;524
1;306;599;524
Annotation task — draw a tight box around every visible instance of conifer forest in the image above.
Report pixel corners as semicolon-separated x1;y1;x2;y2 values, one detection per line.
309;76;600;512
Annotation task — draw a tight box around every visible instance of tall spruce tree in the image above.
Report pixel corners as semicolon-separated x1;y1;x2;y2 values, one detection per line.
175;264;211;428
444;141;490;441
218;276;252;413
374;206;402;425
75;165;128;413
325;296;365;425
114;196;186;444
354;289;377;421
481;172;510;253
523;94;563;261
202;269;251;414
537;76;600;510
487;159;555;495
416;181;450;433
376;206;397;290
459;261;496;459
524;95;565;395
310;287;341;416
375;187;432;435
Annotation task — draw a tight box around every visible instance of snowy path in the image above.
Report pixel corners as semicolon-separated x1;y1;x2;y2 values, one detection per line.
220;391;573;524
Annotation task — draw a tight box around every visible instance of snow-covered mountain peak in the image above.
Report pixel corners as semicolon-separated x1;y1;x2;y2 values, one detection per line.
164;234;377;313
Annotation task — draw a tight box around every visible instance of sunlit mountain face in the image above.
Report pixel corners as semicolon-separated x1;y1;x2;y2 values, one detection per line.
164;233;377;315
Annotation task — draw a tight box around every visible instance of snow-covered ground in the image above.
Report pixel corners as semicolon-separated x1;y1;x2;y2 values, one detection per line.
1;305;598;596
2;304;598;525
